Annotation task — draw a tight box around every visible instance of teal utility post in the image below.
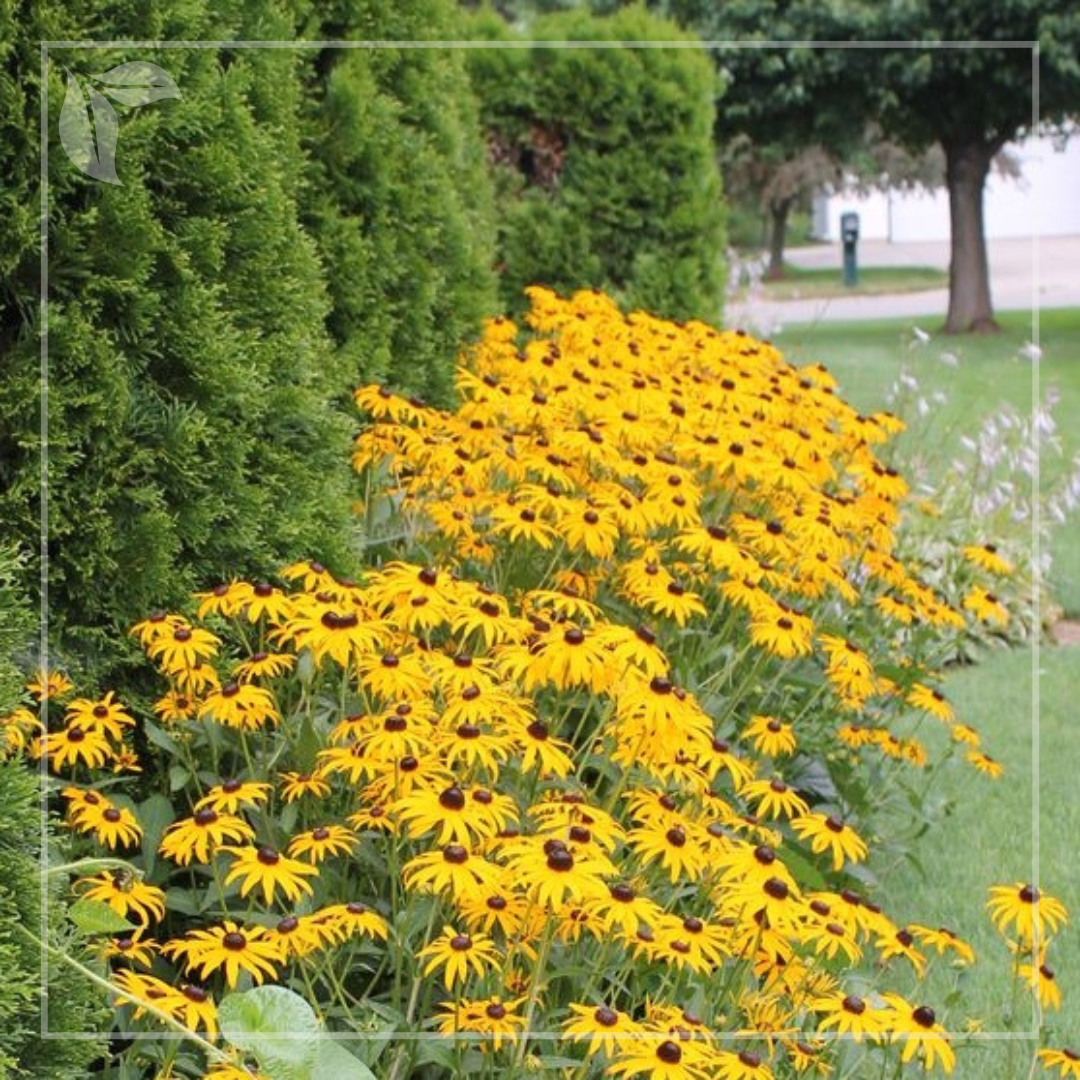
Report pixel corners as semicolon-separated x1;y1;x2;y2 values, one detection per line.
841;212;859;288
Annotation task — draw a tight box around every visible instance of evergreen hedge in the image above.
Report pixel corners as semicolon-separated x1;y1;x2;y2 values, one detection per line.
0;546;109;1079
462;4;728;320
0;0;496;683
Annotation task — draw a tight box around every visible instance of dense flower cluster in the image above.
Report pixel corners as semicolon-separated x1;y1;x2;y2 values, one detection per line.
4;289;1062;1079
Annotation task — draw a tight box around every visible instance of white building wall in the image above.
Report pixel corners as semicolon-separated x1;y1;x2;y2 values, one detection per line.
814;134;1080;242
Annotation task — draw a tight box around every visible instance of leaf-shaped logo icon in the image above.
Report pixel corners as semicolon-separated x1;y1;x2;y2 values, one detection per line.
91;61;183;107
57;61;182;185
59;68;121;185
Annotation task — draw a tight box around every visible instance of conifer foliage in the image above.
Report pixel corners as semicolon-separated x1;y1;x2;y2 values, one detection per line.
463;5;728;320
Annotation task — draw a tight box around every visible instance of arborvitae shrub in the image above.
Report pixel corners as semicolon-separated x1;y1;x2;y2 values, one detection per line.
0;0;500;683
463;4;728;320
298;0;498;406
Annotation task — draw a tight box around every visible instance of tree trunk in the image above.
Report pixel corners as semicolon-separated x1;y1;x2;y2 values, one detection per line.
943;138;998;334
765;197;793;280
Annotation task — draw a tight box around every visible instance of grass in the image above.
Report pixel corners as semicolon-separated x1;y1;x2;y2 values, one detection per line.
770;310;1080;1070
774;308;1080;616
870;645;1080;1069
755;263;947;300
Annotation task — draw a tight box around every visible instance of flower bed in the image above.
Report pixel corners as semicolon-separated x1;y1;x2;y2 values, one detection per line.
7;288;1070;1079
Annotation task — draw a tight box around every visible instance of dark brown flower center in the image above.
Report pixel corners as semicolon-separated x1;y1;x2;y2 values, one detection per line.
665;826;687;848
594;1005;618;1027
763;877;789;900
443;844;468;864
277;916;299;933
547;848;575;872
223;931;247;951
912;1005;936;1028
440;787;466;811
842;995;865;1015
450;934;472;951
656;1041;682;1064
257;846;280;866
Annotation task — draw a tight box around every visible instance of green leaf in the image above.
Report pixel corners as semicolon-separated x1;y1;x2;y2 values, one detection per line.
219;987;377;1080
69;897;136;936
136;793;175;877
313;1038;378;1080
219;986;319;1080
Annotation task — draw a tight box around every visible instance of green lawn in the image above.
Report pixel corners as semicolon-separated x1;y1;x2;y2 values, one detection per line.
870;646;1080;1071
769;311;1080;1071
774;308;1080;615
755;263;947;300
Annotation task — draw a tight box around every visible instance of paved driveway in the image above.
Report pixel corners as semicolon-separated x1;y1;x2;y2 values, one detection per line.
725;235;1080;333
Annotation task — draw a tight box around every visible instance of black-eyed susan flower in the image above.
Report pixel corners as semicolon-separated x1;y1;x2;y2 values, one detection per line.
287;824;357;864
278;771;331;803
961;542;1013;575
627;817;710;884
987;883;1068;946
234;650;295;682
198;681;280;731
163;920;283;988
967;750;1004;778
159;809;255;866
403;843;503;902
741;778;809;821
193;579;253;619
97;930;159;968
742;715;797;758
65;692;135;742
1019;958;1062;1011
394;784;515;846
906;682;954;723
607;1035;717;1079
40;723;115;772
153;690;200;724
27;668;74;701
264;912;332;960
418;926;502;990
910;924;975;965
782;1039;832;1076
963;586;1009;625
195;778;272;815
749;605;814;658
75;871;166;925
1038;1047;1080;1078
75;798;142;849
882;994;955;1073
790;812;868;871
502;837;612;911
436;995;527;1051
221;844;320;906
146;621;221;673
315;901;389;944
562;1002;644;1057
813;992;889;1041
714;1049;776;1080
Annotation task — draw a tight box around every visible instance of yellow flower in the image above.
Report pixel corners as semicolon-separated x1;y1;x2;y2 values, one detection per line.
286;824;357;864
987;883;1068;946
163;920;283;988
40;722;115;772
961;542;1013;575
27;669;73;701
195;778;272;814
75;870;166;925
418;926;502;990
436;995;527;1051
742;715;797;758
562;1002;644;1058
159;809;255;866
882;995;955;1074
221;844;320;906
963;586;1009;625
1038;1048;1080;1078
1019;958;1062;1011
790;813;868;871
